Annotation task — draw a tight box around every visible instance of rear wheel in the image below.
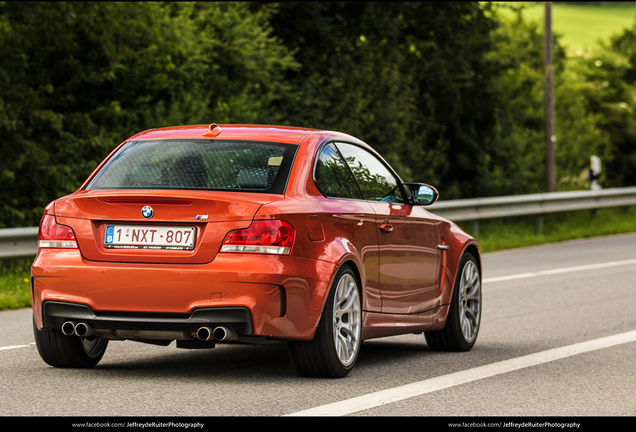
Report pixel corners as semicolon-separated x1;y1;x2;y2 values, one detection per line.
288;265;362;378
33;319;108;368
425;252;481;351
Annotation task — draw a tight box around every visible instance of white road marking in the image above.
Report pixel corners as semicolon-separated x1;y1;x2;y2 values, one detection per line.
483;258;636;283
287;330;636;416
0;343;33;351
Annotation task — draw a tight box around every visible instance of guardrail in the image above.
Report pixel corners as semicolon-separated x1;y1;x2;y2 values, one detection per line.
0;226;39;259
428;186;636;234
2;186;636;259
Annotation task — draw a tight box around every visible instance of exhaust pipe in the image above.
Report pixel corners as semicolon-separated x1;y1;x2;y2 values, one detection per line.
196;327;214;341
61;321;76;336
213;326;237;342
73;322;94;338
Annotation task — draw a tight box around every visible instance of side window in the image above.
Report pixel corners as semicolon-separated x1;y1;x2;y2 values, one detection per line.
314;143;363;199
335;142;405;203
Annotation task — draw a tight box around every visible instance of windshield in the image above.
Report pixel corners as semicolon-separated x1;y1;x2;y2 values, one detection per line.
85;139;298;194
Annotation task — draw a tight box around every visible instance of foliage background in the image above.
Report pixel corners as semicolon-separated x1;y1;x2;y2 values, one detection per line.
1;1;635;228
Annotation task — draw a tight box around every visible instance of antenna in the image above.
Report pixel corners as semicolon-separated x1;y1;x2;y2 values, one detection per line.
203;123;222;137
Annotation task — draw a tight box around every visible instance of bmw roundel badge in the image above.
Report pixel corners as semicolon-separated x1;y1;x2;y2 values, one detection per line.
141;205;154;219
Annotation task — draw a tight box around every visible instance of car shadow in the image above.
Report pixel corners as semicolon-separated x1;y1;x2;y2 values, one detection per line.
90;334;447;380
96;340;294;379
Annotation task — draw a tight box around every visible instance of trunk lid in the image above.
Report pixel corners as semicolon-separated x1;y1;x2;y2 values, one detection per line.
53;190;283;264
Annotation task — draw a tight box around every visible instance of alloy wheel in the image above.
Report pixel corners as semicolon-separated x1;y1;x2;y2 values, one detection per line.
458;259;481;343
332;273;361;367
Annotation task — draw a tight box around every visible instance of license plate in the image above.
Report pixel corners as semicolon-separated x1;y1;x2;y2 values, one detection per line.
104;225;196;250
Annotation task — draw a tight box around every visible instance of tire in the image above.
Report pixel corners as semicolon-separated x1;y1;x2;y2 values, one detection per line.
425;252;481;351
33;319;108;368
288;265;362;378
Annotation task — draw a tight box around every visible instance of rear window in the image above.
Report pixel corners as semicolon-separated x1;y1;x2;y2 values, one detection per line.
85;140;298;194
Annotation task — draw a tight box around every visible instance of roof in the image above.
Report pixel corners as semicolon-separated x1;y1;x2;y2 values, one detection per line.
126;124;323;145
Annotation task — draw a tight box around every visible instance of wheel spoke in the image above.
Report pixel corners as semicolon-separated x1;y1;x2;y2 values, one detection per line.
336;330;354;360
338;290;356;313
462;306;478;325
464;289;480;301
460;316;471;339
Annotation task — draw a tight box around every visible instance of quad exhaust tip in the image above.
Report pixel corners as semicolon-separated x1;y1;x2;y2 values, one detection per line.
74;322;94;337
61;321;76;336
213;326;237;342
196;326;237;342
61;321;94;337
196;326;214;341
62;322;236;342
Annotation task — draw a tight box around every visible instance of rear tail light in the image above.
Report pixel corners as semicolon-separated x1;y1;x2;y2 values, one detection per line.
220;220;294;255
38;214;78;249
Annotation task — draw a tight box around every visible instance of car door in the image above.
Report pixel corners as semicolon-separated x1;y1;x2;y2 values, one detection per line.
313;142;382;312
334;142;442;314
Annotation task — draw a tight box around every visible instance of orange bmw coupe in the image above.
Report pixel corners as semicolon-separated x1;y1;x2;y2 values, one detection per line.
31;124;481;378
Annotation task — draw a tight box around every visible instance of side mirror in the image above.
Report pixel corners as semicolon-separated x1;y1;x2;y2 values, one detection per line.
405;183;439;206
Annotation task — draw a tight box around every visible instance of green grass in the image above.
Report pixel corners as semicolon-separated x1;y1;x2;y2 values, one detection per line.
0;257;33;311
495;2;636;55
459;206;636;253
2;206;636;311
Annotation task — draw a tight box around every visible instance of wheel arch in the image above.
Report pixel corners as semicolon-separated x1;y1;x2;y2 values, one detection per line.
324;257;364;310
463;243;481;274
441;240;481;309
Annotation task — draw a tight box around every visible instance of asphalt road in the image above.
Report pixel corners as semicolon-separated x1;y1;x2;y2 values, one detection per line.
1;232;636;419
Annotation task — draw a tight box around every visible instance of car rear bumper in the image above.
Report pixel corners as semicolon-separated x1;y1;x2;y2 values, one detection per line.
31;249;336;341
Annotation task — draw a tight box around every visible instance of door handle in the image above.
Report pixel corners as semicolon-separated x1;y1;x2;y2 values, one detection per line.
437;244;449;250
379;223;393;233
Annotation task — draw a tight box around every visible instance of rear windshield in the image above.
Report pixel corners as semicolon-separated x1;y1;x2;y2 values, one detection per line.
85;139;298;194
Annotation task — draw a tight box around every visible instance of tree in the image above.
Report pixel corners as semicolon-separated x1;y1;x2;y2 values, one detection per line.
481;4;609;194
0;2;296;227
262;2;500;199
573;26;636;188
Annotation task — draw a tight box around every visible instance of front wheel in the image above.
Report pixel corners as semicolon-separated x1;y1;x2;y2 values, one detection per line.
425;252;481;351
288;265;362;378
33;319;108;368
